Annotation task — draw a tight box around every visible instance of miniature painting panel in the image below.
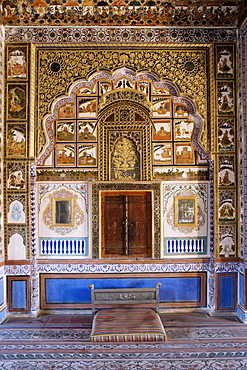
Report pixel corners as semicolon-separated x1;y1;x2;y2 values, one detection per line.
174;144;195;164
218;119;234;151
7;124;26;157
137;81;149;95
78;144;97;167
216;45;234;78
7;84;27;120
174;120;194;140
7;168;25;190
99;80;112;95
154;167;209;181
52;198;74;227
153;143;172;165
7;46;27;80
152;97;171;117
55;144;76;167
58;103;76;119
217;81;234;115
78;97;97;118
174;196;198;227
153;120;171;141
56;121;76;142
174;103;189;118
78;121;97;142
218;156;235;186
219;191;235;222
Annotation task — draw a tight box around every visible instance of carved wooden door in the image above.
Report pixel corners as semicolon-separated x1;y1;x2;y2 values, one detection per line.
101;191;152;258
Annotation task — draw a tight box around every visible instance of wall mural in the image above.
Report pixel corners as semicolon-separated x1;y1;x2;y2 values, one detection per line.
36;68;209;185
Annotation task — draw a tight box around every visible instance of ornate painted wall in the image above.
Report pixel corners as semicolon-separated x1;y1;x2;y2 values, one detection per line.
0;0;245;320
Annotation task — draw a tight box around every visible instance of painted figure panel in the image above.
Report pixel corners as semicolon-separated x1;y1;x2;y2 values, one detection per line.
153;143;172;165
7;123;26;157
216;45;234;79
7;165;26;190
78;144;97;167
218;155;235;186
218;119;234;151
217;81;234;115
78;97;97;118
58;103;76;119
218;190;236;221
152;97;171;117
174;144;195;164
7;46;27;80
56;121;76;142
174;103;189;118
153;120;171;141
55;144;76;167
174;120;194;140
78;121;96;142
7;84;27;120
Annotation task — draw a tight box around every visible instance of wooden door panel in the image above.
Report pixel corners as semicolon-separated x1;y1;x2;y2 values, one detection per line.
128;193;152;257
102;195;124;257
101;192;152;258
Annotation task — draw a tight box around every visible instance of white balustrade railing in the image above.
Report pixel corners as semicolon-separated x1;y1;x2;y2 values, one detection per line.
165;238;206;254
39;238;86;256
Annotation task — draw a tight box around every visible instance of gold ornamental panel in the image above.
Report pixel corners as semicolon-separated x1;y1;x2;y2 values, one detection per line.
97;98;153;181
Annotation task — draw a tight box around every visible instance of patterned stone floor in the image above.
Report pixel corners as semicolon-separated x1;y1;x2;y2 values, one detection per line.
1;312;247;369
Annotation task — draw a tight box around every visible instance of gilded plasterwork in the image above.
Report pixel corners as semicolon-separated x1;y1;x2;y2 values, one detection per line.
97;99;153;181
42;188;84;236
37;47;208;154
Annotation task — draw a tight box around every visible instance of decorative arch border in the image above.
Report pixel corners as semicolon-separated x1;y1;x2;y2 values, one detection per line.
36;67;209;166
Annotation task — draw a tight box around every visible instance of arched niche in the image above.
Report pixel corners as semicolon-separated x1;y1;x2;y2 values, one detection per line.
36;68;209;168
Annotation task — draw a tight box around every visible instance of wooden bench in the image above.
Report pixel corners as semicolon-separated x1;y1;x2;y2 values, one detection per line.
88;282;162;316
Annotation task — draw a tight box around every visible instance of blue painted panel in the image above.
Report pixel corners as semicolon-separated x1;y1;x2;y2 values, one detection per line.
11;280;27;310
45;276;202;304
219;274;236;310
239;273;245;307
0;278;3;305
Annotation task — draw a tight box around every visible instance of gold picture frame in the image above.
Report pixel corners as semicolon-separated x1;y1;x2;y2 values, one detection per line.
52;198;74;227
174;196;198;227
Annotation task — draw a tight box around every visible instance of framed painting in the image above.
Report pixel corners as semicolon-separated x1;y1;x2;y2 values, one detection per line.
153;143;172;165
174;143;194;164
77;97;97;118
174;196;198;227
153;120;171;141
174;120;194;140
152;97;171;118
52;198;74;227
78;121;96;142
78;144;97;167
58;103;76;119
55;144;76;167
56;120;76;142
